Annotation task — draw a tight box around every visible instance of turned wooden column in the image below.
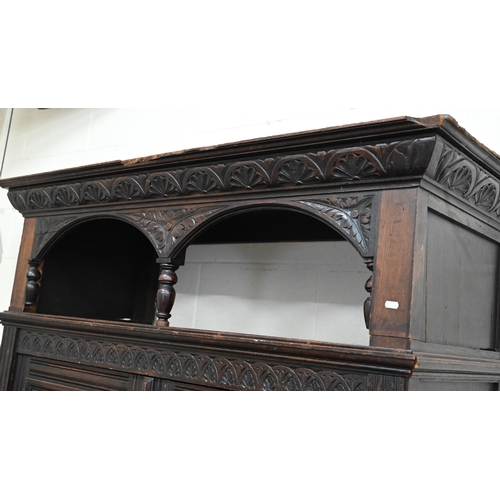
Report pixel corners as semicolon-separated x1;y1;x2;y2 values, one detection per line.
24;259;42;312
155;262;179;327
363;257;374;329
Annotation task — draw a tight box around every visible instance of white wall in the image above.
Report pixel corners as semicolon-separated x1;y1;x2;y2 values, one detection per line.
2;107;500;346
172;240;368;344
0;109;24;322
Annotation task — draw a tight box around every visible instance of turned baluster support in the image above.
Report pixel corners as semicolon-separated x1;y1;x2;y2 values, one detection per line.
363;258;374;329
24;259;42;312
155;262;179;327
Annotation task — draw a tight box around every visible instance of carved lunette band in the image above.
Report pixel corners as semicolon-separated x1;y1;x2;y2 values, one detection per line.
16;329;408;390
431;140;500;220
7;138;435;215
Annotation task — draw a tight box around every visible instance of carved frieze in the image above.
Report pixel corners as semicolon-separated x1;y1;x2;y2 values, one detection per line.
433;142;500;219
227;162;268;189
6;138;435;215
15;329;397;390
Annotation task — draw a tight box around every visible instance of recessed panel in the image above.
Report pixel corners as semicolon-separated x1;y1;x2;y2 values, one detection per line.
426;211;499;349
36;219;158;323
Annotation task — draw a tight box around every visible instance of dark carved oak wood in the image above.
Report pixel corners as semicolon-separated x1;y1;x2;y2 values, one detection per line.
0;312;414;391
1;114;500;390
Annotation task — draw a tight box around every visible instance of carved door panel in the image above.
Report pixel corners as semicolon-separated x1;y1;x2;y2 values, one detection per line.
10;355;226;391
11;355;144;391
154;379;225;391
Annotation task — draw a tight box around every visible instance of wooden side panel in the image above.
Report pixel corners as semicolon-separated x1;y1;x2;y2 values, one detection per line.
370;188;418;349
0;311;415;391
426;211;498;349
10;218;37;311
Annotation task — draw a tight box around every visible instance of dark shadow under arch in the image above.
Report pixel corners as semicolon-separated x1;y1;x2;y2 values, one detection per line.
36;218;158;323
193;208;345;245
33;213;162;262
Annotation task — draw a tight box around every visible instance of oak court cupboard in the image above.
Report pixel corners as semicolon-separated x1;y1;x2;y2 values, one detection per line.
1;114;499;390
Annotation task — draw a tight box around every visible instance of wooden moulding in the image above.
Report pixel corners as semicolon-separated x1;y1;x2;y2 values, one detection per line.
0;311;416;391
0;116;445;218
0;312;416;370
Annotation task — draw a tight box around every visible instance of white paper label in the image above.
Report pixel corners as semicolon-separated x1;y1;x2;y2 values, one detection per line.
385;300;399;310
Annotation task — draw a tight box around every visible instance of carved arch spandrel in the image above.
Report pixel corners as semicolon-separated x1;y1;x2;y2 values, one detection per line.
16;329;374;390
141;195;377;262
32;215;85;259
31;194;376;264
123;206;229;259
293;195;375;257
31;213;167;260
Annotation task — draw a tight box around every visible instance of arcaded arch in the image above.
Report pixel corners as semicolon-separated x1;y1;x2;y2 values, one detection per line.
32;213;163;262
167;205;372;343
164;197;374;263
36;218;158;323
29;199;374;328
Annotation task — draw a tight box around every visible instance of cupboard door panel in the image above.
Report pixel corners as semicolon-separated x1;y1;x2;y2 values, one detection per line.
12;355;138;391
155;379;224;391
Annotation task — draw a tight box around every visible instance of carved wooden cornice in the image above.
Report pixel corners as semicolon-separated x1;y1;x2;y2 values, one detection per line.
3;115;499;222
3;115;499;229
5;137;434;216
426;138;500;221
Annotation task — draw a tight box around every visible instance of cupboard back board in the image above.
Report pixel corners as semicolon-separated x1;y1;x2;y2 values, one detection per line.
1;114;500;390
